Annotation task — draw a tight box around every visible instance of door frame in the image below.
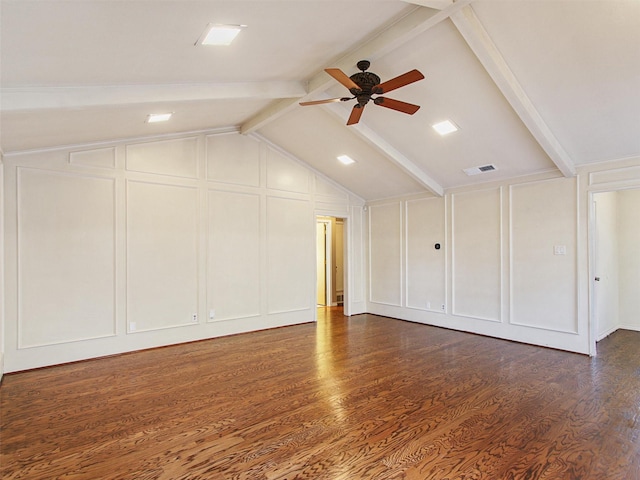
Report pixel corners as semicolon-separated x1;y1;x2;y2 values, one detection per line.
314;214;349;319
316;218;332;306
588;184;640;356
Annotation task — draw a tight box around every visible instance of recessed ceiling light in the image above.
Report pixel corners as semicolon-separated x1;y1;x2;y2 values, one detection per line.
432;120;458;136
337;155;355;165
146;113;172;123
196;24;246;46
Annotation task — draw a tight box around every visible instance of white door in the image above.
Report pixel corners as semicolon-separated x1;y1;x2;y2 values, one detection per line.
593;192;620;341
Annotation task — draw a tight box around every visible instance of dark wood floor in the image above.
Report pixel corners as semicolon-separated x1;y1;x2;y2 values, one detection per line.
1;308;639;479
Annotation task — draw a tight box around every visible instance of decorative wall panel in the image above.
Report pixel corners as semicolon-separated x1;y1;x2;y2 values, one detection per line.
206;134;260;187
69;147;116;169
126;181;199;332
266;148;309;194
315;176;350;200
452;189;502;321
369;203;402;306
208;190;261;321
351;205;365;304
510;178;577;332
126;137;198;178
17;168;116;347
2;132;361;372
406;197;446;311
266;196;312;313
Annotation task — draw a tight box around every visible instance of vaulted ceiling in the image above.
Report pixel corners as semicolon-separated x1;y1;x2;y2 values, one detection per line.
2;0;639;201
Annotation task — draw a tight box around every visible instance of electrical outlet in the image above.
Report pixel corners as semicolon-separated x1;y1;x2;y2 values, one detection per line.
192;314;198;323
441;304;446;311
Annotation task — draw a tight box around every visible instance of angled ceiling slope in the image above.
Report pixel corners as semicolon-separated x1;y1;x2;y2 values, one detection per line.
1;1;639;202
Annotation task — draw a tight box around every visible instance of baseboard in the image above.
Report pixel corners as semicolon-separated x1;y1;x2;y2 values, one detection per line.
597;325;619;341
619;325;640;332
598;325;640;342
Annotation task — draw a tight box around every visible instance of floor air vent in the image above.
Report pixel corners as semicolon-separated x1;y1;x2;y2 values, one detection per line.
463;164;497;176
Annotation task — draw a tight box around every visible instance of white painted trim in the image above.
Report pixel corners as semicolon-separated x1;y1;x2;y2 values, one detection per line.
2;82;307;111
589;165;640;187
3;127;240;158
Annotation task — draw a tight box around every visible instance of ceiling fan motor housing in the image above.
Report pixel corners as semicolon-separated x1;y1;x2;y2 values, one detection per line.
349;71;381;106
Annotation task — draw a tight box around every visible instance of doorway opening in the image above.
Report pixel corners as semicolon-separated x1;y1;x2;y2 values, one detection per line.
316;216;345;308
591;187;640;354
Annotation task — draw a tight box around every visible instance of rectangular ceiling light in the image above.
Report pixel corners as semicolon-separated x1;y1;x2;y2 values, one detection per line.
337;155;356;165
146;113;172;123
432;120;459;136
197;24;246;46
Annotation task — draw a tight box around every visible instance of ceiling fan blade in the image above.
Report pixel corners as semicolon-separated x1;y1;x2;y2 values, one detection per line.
325;68;361;92
374;97;421;115
347;105;365;125
299;98;345;106
374;69;424;94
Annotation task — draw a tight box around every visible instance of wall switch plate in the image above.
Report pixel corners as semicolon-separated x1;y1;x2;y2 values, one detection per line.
554;245;567;255
426;301;431;309
130;322;136;332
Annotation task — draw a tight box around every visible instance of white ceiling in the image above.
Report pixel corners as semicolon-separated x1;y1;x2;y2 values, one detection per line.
2;0;639;201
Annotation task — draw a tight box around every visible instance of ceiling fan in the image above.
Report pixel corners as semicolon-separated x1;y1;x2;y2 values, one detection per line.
299;60;424;125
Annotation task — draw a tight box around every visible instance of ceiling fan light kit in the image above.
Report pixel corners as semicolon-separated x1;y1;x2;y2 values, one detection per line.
300;60;424;125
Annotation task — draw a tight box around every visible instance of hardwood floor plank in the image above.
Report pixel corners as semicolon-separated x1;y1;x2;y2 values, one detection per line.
2;308;639;479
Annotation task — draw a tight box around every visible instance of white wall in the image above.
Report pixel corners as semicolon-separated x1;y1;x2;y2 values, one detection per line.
619;189;640;330
1;132;366;372
364;158;640;355
367;175;587;353
0;155;4;381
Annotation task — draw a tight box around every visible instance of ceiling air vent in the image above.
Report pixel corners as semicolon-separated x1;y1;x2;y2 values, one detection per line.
463;164;497;176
